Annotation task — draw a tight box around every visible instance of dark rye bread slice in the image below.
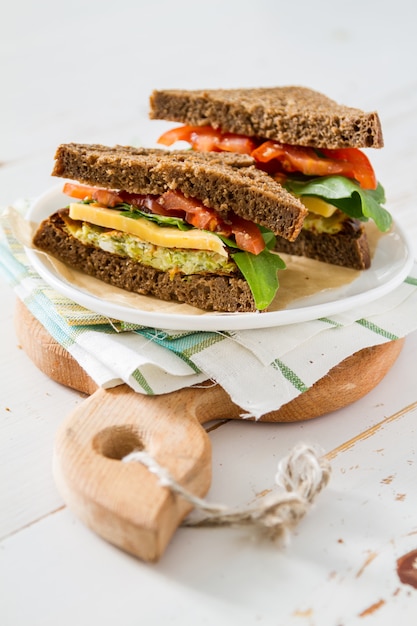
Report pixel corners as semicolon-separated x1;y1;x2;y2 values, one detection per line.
52;143;307;242
149;86;384;149
274;216;371;270
33;212;257;312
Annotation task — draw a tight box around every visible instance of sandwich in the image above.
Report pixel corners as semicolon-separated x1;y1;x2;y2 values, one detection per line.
150;86;392;270
33;143;310;313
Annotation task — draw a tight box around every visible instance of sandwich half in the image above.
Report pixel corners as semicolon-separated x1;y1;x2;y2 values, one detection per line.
150;86;392;270
33;143;310;312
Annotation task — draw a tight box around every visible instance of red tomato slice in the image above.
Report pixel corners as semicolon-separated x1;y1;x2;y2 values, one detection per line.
92;188;124;207
216;133;256;154
252;141;343;176
159;190;206;213
62;182;94;200
251;142;377;189
186;207;227;232
251;142;288;164
63;182;124;207
320;148;377;190
190;128;223;152
157;125;204;146
119;192;183;217
228;214;265;255
157;125;255;154
159;191;228;232
157;125;220;151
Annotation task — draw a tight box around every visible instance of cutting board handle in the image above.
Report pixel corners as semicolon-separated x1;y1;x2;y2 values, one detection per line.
53;383;240;562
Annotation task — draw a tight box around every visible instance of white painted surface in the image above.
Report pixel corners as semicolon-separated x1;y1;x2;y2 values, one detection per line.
1;1;417;624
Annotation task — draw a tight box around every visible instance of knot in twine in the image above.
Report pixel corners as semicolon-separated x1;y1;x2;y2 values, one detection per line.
123;443;331;543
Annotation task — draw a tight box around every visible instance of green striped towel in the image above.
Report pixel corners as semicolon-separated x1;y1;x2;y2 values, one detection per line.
1;205;417;418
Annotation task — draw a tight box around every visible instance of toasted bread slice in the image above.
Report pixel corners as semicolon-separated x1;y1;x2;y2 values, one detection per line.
274;212;371;270
149;86;383;149
52;143;307;242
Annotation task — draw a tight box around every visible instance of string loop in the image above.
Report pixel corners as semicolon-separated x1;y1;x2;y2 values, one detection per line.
123;443;331;543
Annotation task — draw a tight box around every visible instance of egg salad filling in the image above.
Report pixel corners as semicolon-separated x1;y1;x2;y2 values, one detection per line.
62;214;237;276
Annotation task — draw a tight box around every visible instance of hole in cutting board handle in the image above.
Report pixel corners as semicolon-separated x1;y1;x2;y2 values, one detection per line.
92;425;144;460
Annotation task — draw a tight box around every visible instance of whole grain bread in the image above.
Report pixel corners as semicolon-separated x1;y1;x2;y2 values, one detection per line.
149;86;383;149
274;216;371;270
33;211;257;312
52;143;307;242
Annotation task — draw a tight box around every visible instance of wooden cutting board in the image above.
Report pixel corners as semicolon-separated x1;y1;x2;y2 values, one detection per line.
14;299;404;562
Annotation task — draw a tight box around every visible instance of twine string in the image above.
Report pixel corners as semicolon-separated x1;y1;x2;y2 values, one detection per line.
122;443;331;542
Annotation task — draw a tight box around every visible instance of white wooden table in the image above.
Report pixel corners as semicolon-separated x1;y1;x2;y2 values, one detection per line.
1;1;417;624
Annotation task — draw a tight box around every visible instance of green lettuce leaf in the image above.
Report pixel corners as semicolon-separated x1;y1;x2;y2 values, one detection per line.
118;204;192;231
232;249;286;311
284;176;392;232
230;229;286;310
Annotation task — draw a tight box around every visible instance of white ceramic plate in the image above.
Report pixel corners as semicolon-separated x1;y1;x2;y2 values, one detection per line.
25;185;414;331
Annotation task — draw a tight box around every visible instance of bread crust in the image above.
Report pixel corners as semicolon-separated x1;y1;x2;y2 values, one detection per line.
274;217;371;270
149;86;383;149
52;143;307;242
33;212;258;313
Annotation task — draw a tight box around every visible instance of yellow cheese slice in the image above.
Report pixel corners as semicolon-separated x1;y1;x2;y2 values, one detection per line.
68;203;227;257
300;196;337;218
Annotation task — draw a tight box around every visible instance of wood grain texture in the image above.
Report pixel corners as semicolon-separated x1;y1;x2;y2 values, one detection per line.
52;384;212;562
14;299;99;397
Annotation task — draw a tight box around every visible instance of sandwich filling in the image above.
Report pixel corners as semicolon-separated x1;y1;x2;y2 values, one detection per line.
60;183;286;310
63;216;237;277
156;125;391;234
